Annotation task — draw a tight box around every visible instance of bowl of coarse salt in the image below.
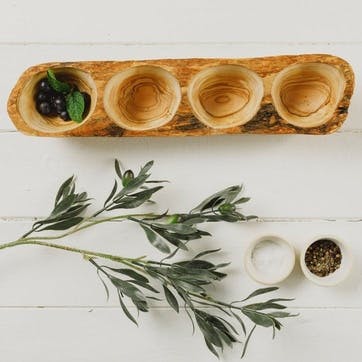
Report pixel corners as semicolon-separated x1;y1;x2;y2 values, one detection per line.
244;235;295;285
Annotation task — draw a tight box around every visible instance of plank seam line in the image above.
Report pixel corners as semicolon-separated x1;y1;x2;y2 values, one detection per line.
0;306;360;310
1;216;362;223
0;41;361;46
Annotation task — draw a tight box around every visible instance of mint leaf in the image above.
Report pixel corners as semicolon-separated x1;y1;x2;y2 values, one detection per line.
47;69;71;93
66;91;85;123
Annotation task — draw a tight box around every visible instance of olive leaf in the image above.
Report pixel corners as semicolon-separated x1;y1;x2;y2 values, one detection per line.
140;224;171;254
163;285;179;312
12;159;296;359
30;176;90;233
240;287;279;302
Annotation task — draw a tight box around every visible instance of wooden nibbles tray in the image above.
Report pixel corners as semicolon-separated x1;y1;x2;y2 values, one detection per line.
7;54;354;137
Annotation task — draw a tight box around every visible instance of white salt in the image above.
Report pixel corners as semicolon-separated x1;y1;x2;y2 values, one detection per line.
251;239;292;280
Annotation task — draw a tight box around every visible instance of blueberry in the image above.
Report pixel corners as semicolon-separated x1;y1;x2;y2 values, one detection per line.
53;94;66;107
38;78;51;92
51;94;66;114
37;101;51;115
53;105;64;114
36;91;49;102
59;111;70;121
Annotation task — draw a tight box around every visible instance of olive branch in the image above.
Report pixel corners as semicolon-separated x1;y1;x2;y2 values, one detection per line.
0;160;296;359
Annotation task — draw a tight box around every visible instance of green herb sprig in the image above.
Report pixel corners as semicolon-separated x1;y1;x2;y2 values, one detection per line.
46;69;85;122
0;160;296;359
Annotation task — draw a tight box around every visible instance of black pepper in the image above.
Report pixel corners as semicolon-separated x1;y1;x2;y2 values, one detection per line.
304;239;342;277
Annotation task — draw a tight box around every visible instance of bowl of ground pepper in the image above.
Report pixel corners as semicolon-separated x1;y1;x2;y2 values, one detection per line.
300;236;353;286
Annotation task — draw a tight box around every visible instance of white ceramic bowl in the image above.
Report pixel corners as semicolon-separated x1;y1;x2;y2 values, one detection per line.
300;235;353;287
244;235;296;285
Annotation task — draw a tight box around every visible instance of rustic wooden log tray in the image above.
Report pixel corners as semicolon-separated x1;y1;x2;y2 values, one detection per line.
7;54;354;137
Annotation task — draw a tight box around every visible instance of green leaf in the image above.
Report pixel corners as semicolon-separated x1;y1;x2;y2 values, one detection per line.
51;194;76;216
195;314;223;348
183;216;206;225
112;279;148;312
114;160;123;179
244;302;287;311
215;316;239;336
176;260;215;270
174;280;205;294
104;180;118;207
152;223;198;235
242;309;274;328
145;180;168;184
139;160;154;176
265;298;295;303
118;292;138;325
241;287;279;302
111;186;163;210
146;296;163;301
112;278;143;299
47;69;71;93
191;185;242;213
204;337;219;358
184;306;195;335
39;217;83;231
150;228;188;251
205;315;238;344
163;285;179;313
268;311;298;318
96;269;109;301
54;176;74;206
140;225;171;254
107;267;148;283
128;280;159;294
66;91;85;123
241;325;256;359
62;203;90;219
193;248;221;259
231;311;246;335
234;197;250;205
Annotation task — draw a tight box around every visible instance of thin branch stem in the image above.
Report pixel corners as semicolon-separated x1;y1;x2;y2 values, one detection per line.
23;213;156;242
0;238;136;265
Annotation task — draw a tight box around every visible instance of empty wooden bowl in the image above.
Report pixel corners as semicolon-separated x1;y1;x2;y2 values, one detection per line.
271;62;346;128
17;67;97;134
103;65;181;131
187;65;264;129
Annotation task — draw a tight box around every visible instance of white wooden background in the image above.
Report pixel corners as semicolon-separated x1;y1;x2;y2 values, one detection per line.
1;0;362;361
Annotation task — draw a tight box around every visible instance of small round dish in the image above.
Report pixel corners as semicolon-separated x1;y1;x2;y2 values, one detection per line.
103;65;181;131
300;235;353;287
18;67;97;134
187;64;263;129
271;62;346;128
244;235;295;285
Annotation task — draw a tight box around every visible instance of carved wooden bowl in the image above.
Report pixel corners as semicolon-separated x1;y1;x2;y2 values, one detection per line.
7;54;354;137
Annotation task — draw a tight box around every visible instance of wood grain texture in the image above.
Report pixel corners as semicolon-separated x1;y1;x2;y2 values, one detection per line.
7;54;354;137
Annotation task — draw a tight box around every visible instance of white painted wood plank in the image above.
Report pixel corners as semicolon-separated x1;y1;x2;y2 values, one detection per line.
0;220;361;307
0;133;361;218
1;0;362;43
0;307;359;362
1;43;361;131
